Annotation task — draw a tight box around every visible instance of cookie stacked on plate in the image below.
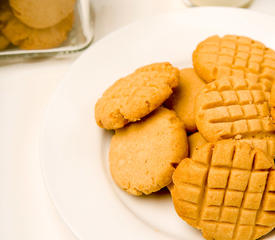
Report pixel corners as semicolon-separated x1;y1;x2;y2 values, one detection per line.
0;0;75;50
95;62;189;195
95;35;275;240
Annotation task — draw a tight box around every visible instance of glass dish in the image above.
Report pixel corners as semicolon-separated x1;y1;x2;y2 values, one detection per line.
0;0;94;58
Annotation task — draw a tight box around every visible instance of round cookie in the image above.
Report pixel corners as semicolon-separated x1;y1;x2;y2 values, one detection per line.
0;2;73;50
0;33;9;50
95;62;180;130
193;35;275;86
195;75;274;142
9;0;76;29
188;132;207;157
165;68;205;132
171;140;275;240
109;107;188;196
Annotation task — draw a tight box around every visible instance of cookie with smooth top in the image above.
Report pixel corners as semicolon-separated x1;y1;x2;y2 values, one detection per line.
165;68;205;132
0;3;73;50
95;62;180;130
109;107;188;196
9;0;76;29
188;132;207;157
171;140;275;240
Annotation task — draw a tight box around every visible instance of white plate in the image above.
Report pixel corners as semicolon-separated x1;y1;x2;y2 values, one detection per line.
40;7;275;240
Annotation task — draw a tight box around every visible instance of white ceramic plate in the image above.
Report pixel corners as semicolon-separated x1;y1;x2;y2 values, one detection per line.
40;7;275;240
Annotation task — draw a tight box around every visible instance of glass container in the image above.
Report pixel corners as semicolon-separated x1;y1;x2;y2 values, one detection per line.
0;0;94;58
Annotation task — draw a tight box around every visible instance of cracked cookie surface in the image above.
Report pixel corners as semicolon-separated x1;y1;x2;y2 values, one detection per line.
95;62;179;130
109;107;188;196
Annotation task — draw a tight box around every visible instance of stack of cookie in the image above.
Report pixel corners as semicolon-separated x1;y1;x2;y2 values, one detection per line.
0;0;75;50
95;35;275;240
95;63;188;195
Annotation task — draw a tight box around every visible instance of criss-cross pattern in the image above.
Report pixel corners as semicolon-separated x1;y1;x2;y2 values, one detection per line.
193;35;275;85
172;140;275;240
195;76;274;143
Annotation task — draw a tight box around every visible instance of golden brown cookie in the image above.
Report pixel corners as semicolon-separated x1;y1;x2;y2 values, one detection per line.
271;80;275;121
165;68;205;132
193;35;275;86
0;1;11;28
9;0;76;29
0;33;9;50
0;2;73;50
171;140;275;240
188;132;275;159
95;62;180;130
195;75;274;142
188;132;207;157
109;107;188;196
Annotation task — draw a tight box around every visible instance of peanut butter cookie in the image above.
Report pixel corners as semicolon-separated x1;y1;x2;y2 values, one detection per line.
165;68;205;132
193;35;275;86
109;107;188;196
9;0;76;29
188;132;207;157
0;2;73;50
195;76;274;142
95;62;180;130
171;140;275;240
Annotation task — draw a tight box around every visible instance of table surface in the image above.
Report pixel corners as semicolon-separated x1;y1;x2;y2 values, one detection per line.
1;0;274;239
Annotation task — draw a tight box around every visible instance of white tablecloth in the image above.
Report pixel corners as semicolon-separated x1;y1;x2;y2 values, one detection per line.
1;0;274;239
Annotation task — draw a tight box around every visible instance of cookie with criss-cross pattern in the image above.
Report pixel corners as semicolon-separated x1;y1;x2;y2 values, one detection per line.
109;107;188;196
188;132;275;159
193;35;275;86
195;75;274;142
171;140;275;240
95;62;180;130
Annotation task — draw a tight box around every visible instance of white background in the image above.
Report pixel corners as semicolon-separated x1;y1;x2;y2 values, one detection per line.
1;0;275;239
